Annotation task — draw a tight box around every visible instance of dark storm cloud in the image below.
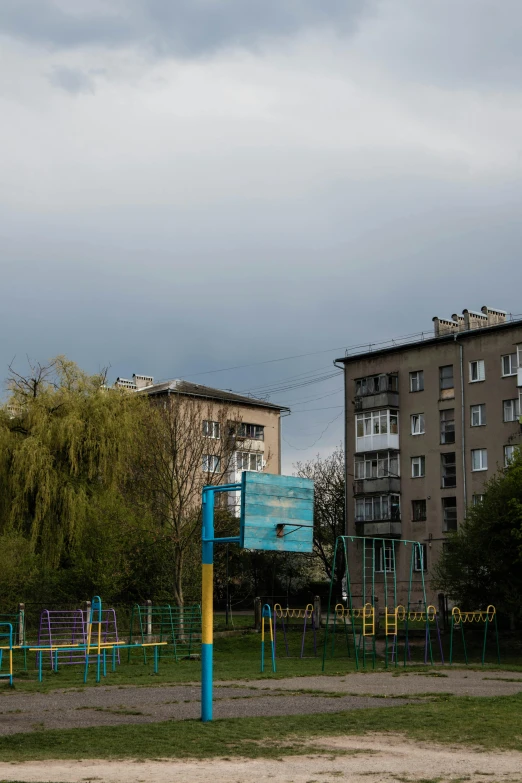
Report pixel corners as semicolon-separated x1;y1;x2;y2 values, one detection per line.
0;0;369;57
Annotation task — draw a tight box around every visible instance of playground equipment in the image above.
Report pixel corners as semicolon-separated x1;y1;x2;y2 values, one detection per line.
450;605;500;665
0;623;14;686
273;603;317;659
29;596;167;683
0;608;26;669
260;604;276;673
390;605;444;665
128;603;201;662
323;536;432;670
38;605;120;669
201;471;314;721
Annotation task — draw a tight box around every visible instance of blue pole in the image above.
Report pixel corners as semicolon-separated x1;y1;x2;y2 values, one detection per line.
201;488;214;722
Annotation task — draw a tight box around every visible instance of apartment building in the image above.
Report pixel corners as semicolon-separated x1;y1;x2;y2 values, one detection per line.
336;306;522;605
115;373;288;482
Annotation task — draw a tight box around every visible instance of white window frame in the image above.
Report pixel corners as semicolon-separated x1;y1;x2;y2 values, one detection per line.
470;404;486;427
411;413;425;435
504;445;516;467
354;451;399;480
413;544;427;572
442;497;457;531
410;370;424;393
503;398;520;422
469;359;485;383
202;454;221;473
356;410;399;438
501;353;518;377
411;456;425;478
236;451;263;472
202;420;220;439
471;448;488;472
472;494;484;506
375;542;395;573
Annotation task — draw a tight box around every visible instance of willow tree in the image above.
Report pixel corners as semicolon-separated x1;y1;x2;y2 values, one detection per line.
0;356;146;566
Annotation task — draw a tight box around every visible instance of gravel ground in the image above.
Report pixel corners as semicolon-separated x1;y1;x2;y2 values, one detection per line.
236;668;522;697
1;735;522;782
0;668;520;735
0;683;410;735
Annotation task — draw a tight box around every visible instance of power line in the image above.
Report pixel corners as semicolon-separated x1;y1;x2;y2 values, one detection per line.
282;410;343;450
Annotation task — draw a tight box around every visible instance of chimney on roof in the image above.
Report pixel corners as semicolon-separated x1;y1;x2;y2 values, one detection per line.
133;374;154;390
434;306;507;336
481;306;507;326
432;317;459;337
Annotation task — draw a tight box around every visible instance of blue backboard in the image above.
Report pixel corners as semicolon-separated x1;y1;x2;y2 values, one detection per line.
239;472;314;553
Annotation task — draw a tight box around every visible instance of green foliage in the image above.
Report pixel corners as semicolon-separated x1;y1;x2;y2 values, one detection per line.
0;357;145;566
433;448;522;619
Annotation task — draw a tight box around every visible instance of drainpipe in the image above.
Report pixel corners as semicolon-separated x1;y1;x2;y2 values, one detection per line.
334;360;347;534
454;334;467;512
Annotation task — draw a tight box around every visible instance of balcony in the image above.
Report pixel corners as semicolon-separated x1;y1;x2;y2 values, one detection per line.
356;431;399;453
355;520;402;538
353;476;401;495
354;374;399;411
517;367;522;387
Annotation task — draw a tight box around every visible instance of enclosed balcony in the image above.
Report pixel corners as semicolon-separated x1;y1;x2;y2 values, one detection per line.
354;373;399;411
355;409;399;453
354;494;401;538
353;450;400;495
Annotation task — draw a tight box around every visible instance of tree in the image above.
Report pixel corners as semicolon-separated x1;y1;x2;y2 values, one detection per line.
295;446;345;589
134;395;253;605
433;448;522;622
0;356;145;566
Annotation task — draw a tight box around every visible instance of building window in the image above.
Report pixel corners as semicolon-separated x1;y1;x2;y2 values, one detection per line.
355;374;398;396
355;494;400;522
440;408;455;444
472;494;484;506
414;543;428;572
439;365;454;398
236;452;263;472
503;399;520;422
410;371;424;392
471;448;488;471
412;499;427;522
354;451;399;479
411;456;425;478
202;420;220;439
470;404;486;427
469;360;485;382
504;445;517;466
411;413;425;435
202;455;221;473
501;353;518;377
441;452;456;488
356;410;399;437
442;497;457;531
374;541;395;573
237;423;264;441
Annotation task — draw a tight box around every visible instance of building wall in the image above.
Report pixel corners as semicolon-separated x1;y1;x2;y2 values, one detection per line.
343;322;522;605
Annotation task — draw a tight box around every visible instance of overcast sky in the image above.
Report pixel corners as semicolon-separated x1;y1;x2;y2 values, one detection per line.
1;0;521;470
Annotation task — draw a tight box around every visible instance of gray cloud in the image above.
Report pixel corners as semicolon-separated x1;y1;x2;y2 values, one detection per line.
48;65;95;93
0;0;369;57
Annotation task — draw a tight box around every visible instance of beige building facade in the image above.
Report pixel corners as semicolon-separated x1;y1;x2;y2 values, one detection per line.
337;307;522;606
115;373;287;483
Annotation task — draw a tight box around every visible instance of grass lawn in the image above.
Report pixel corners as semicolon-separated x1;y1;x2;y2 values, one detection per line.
3;627;521;694
0;693;520;761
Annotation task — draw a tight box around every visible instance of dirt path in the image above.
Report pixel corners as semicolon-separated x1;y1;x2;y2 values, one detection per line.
1;734;521;782
239;668;522;697
0;683;410;734
0;668;520;735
